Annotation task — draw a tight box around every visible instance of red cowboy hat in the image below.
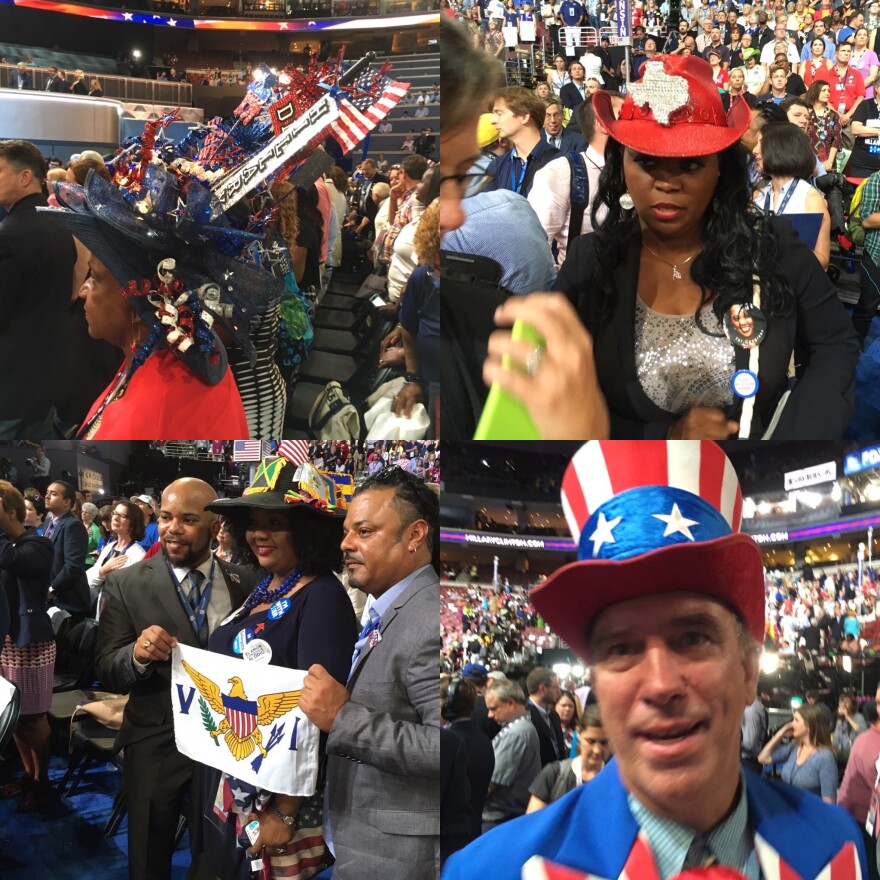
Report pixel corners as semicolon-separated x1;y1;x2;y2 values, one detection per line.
593;54;751;158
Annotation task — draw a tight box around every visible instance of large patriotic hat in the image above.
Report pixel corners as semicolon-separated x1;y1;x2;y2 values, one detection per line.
531;441;764;659
206;457;346;517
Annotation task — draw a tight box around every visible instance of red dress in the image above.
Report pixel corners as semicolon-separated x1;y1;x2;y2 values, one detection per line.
81;349;250;439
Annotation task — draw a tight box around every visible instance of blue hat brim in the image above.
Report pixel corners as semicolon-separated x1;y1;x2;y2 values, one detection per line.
530;533;765;661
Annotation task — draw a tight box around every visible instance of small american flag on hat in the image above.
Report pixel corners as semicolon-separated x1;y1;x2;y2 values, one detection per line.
329;72;409;154
277;440;309;466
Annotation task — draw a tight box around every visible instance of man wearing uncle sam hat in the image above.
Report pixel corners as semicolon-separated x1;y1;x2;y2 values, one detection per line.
443;441;867;880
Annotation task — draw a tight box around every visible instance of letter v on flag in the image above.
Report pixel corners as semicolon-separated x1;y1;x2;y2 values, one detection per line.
171;643;320;797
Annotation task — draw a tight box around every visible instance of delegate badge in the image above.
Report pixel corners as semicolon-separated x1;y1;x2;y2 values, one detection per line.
242;638;272;664
268;598;292;621
731;369;759;399
723;303;766;350
232;628;254;655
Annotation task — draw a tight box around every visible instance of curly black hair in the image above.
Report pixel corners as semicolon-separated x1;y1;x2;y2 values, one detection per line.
225;506;343;576
590;139;794;327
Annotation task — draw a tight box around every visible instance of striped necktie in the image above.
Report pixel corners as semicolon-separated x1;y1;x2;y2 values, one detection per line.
682;833;717;870
186;570;208;646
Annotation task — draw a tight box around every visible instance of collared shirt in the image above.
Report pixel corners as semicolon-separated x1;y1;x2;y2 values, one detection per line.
861;168;880;266
382;186;423;264
628;774;759;880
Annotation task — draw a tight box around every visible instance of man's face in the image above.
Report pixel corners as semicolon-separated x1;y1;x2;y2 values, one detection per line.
679;19;689;33
815;19;825;34
742;32;753;47
485;693;519;725
45;483;71;517
492;99;528;141
787;103;810;130
133;498;153;520
711;27;722;42
542;674;562;709
0;156;31;212
837;44;852;63
341;486;424;598
585;78;600;95
439;112;480;238
544;103;564;135
158;480;218;568
589;593;759;829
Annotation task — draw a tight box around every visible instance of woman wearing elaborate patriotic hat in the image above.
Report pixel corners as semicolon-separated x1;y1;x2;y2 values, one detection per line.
483;54;859;440
197;455;357;878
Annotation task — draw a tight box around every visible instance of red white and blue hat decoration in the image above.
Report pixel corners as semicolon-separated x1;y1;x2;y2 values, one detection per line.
530;441;765;659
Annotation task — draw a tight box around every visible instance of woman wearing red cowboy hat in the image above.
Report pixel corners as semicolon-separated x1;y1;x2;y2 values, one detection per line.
483;54;859;440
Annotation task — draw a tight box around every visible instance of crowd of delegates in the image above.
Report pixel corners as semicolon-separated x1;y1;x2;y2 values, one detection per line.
0;458;441;879
441;13;875;441
1;53;440;439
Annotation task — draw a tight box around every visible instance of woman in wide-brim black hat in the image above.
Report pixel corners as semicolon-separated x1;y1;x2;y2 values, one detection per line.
198;455;357;879
482;53;859;441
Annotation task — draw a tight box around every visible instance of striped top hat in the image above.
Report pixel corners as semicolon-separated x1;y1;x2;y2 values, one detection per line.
531;441;765;660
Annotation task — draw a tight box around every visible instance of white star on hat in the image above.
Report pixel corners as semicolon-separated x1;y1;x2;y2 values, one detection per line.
588;512;622;557
653;503;699;541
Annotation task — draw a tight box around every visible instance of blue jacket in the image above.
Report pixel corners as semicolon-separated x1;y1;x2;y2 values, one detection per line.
442;758;867;879
0;528;54;646
486;139;559;199
48;512;90;616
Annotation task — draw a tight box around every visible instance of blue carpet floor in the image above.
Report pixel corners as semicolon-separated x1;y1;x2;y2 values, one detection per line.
0;755;192;879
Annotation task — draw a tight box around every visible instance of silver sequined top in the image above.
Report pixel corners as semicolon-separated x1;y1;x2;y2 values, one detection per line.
635;296;735;413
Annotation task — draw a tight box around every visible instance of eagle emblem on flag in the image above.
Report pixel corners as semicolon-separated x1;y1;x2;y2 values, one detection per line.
181;659;301;761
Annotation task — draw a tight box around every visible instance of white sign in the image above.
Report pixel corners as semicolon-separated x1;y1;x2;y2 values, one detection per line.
77;466;104;494
783;461;837;492
171;644;319;796
211;94;338;209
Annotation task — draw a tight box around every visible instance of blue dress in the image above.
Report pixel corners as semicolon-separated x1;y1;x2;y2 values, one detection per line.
200;572;358;880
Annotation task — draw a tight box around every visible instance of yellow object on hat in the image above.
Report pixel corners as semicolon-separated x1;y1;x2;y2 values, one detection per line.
477;113;500;149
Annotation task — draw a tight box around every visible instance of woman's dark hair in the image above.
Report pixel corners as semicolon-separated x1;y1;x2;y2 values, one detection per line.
24;493;46;522
804;78;831;107
591;138;794;323
97;503;114;538
295;184;324;249
796;703;833;750
557;689;582;733
760;122;817;179
227;506;343;575
113;499;146;542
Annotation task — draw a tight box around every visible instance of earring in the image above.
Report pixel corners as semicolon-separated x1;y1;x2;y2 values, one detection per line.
619;192;634;210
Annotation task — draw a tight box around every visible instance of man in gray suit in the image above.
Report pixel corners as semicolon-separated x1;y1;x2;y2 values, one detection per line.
301;468;440;879
95;477;255;880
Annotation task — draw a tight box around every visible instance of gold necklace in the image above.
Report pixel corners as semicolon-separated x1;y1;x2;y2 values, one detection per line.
642;243;702;280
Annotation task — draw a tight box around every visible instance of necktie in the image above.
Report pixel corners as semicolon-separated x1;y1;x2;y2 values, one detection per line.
43;518;57;539
350;613;381;673
682;833;717;870
186;570;208;646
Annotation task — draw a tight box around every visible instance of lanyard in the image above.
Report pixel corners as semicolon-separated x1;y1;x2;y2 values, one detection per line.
763;178;799;215
510;155;528;193
165;555;216;644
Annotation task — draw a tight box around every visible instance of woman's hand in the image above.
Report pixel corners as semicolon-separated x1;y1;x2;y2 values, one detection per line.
99;555;129;578
247;809;295;855
393;381;423;418
667;407;739;439
483;293;610;440
822;157;834;172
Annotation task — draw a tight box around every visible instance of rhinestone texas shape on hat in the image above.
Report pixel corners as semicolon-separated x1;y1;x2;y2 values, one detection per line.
628;61;690;125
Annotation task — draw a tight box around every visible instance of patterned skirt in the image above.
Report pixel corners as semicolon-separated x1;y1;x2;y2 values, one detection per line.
0;637;56;715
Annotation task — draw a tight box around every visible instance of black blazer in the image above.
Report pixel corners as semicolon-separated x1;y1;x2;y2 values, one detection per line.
559;81;588;111
0;529;54;646
46;74;69;93
7;71;32;89
48;512;90;616
94;555;255;748
0;193;77;422
527;700;566;767
359;173;389;223
555;217;859;438
440;728;474;866
544;127;588;153
447;717;495;842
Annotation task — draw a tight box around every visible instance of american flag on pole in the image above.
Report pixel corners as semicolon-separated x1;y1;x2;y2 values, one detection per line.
232;440;266;462
278;440;310;467
329;73;409;154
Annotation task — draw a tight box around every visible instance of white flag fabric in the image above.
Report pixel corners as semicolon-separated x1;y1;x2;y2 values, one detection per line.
171;644;319;797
